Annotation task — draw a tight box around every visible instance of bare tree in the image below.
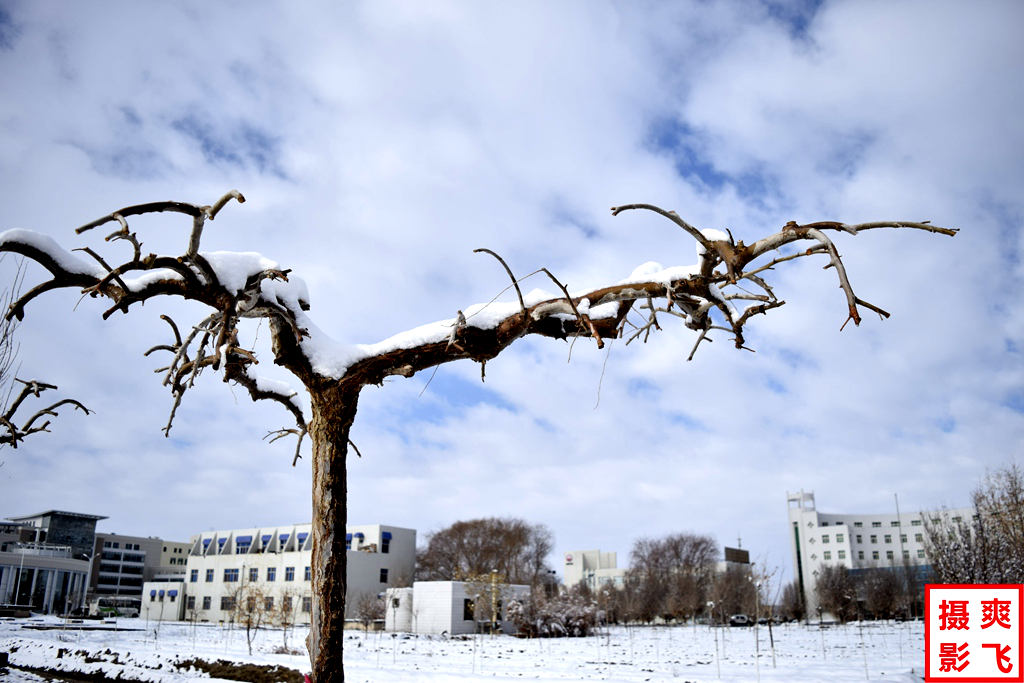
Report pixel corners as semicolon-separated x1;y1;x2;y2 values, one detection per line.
273;587;303;652
233;582;269;656
0;258;89;449
628;532;717;623
925;464;1024;584
814;565;856;623
861;568;901;619
0;192;955;681
417;517;553;586
354;591;384;632
778;581;804;622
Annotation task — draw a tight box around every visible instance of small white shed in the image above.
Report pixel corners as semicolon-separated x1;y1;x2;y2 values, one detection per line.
385;580;531;635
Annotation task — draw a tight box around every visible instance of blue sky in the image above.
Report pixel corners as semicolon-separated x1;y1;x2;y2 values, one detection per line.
0;0;1021;585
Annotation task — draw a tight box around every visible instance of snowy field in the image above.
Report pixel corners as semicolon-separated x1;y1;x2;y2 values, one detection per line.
1;616;928;682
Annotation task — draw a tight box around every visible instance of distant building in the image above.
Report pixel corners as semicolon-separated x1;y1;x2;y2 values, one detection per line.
0;511;106;613
787;490;973;618
562;550;625;591
385;581;531;635
91;533;190;600
717;546;750;572
146;522;416;623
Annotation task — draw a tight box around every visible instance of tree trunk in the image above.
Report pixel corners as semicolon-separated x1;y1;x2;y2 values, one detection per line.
307;383;360;682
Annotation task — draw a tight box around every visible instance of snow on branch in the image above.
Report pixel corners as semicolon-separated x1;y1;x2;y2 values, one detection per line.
0;194;957;459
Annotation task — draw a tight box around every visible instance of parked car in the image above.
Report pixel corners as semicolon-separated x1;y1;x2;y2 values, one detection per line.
729;614;751;627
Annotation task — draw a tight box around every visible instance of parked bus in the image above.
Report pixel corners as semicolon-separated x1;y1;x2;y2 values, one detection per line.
89;596;141;618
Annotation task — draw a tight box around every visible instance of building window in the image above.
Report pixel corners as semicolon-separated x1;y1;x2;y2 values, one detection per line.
202;596;211;610
284;596;293;612
838;550;846;559
285;566;295;582
463;598;475;621
903;550;910;559
224;568;240;582
870;535;877;544
884;535;892;544
302;596;312;613
190;569;198;583
249;567;259;582
886;550;894;560
150;593;156;602
836;534;844;543
265;596;274;611
186;596;196;610
872;551;879;560
918;549;925;559
853;521;863;527
822;534;830;544
382;538;390;554
915;533;923;542
900;534;907;543
304;566;311;581
205;569;214;582
952;516;962;523
267;567;276;582
911;519;922;526
169;593;176;603
890;521;900;527
221;596;235;611
823;551;832;560
380;568;389;583
855;534;862;544
857;551;864;560
872;521;881;528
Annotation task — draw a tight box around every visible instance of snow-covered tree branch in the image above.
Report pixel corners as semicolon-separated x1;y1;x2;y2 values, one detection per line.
0;192;956;682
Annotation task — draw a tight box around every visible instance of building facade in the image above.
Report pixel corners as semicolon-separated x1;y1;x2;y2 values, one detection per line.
0;514;99;614
163;522;415;624
562;550;625;590
787;490;973;618
91;533;190;599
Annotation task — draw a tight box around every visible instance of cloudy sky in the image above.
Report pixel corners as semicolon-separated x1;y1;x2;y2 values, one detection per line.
0;0;1021;584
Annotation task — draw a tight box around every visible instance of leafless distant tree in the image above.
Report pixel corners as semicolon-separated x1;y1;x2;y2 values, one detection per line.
814;565;856;623
233;582;269;655
861;568;901;619
354;591;384;632
417;517;553;586
778;581;804;622
708;563;756;622
0;192;955;681
0;257;89;449
629;532;717;623
925;464;1024;584
273;587;303;651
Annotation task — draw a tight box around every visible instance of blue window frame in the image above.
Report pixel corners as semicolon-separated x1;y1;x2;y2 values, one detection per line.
267;567;276;582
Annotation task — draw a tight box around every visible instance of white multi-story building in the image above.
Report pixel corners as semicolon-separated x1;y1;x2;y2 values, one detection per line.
563;550;625;591
172;522;415;623
787;490;973;618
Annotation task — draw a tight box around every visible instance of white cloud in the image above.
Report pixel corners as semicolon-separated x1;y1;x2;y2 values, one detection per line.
0;0;1021;582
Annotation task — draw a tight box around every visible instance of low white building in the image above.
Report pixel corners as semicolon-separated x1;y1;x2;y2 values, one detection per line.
140;580;186;621
385;580;531;635
562;550;625;591
787;490;973;618
165;522;414;623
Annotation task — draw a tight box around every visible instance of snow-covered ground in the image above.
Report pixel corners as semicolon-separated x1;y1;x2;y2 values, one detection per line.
1;615;927;682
